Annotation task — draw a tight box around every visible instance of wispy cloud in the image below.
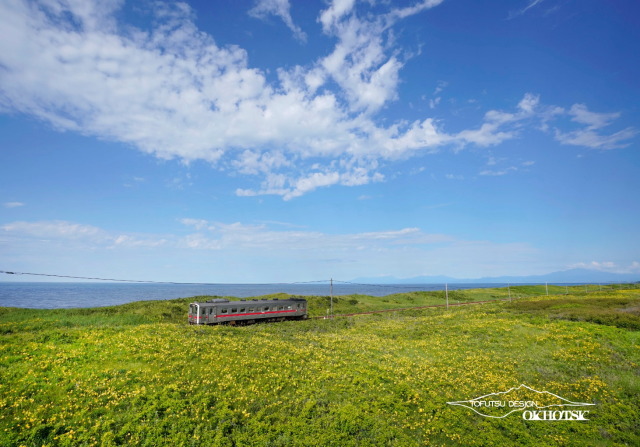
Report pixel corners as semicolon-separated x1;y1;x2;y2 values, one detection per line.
554;104;638;150
249;0;307;42
1;218;543;280
508;0;546;19
569;261;640;274
479;167;518;177
3;202;25;208
1;220;166;248
479;158;535;177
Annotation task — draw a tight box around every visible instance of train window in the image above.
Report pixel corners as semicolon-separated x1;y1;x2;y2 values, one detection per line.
287;305;292;310
264;306;269;311
248;308;254;312
240;308;245;313
221;308;228;314
278;306;284;311
231;308;237;313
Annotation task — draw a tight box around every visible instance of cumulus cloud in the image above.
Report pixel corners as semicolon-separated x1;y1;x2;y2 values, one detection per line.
0;0;635;199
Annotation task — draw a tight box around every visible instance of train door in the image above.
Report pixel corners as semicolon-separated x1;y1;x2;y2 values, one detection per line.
202;306;210;324
201;306;216;324
189;303;200;325
210;305;217;324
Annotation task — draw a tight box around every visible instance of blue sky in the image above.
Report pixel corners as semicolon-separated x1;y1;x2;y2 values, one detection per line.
1;0;638;283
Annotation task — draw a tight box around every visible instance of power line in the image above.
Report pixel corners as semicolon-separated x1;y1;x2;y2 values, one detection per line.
0;270;453;290
332;279;435;290
0;270;335;286
0;270;446;289
0;270;212;284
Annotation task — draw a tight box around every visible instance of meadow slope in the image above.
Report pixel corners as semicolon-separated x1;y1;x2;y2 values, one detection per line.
0;286;638;446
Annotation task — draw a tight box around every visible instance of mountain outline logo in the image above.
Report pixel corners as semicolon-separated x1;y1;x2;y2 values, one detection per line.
447;384;595;420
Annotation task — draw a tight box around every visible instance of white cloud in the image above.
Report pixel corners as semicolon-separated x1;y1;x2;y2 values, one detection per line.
479;166;518;176
3;202;25;208
0;1;635;199
517;93;540;114
318;13;401;113
0;217;460;255
555;127;638;150
319;0;357;32
454;93;539;148
433;80;448;96
478;156;534;177
568;104;619;129
249;0;307;42
569;261;640;274
237;166;385;200
317;1;443;115
508;0;546;19
389;0;446;20
2;221;103;239
178;218;454;251
554;104;637;150
1;220;165;248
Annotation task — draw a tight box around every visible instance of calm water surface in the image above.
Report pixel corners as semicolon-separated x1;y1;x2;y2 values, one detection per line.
0;281;505;309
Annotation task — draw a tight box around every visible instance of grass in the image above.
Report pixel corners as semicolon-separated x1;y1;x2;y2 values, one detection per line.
0;285;639;446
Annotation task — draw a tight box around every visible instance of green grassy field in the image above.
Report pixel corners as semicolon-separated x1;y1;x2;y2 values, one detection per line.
1;285;639;446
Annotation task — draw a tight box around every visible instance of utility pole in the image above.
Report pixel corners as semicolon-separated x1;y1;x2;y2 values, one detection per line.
446;283;449;309
330;278;333;317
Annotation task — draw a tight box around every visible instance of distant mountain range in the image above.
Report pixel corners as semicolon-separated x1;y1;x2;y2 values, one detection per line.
352;268;639;284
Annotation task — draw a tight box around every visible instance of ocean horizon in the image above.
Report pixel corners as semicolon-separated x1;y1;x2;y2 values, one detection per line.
0;281;606;309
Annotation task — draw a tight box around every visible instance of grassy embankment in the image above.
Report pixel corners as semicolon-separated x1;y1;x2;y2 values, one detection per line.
0;284;639;446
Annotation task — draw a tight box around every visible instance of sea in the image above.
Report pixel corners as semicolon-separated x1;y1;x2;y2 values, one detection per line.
0;281;512;309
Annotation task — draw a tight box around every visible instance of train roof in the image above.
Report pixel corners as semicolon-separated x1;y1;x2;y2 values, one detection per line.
191;297;307;306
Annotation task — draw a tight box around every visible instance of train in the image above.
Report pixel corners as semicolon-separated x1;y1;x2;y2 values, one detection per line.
188;297;308;325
